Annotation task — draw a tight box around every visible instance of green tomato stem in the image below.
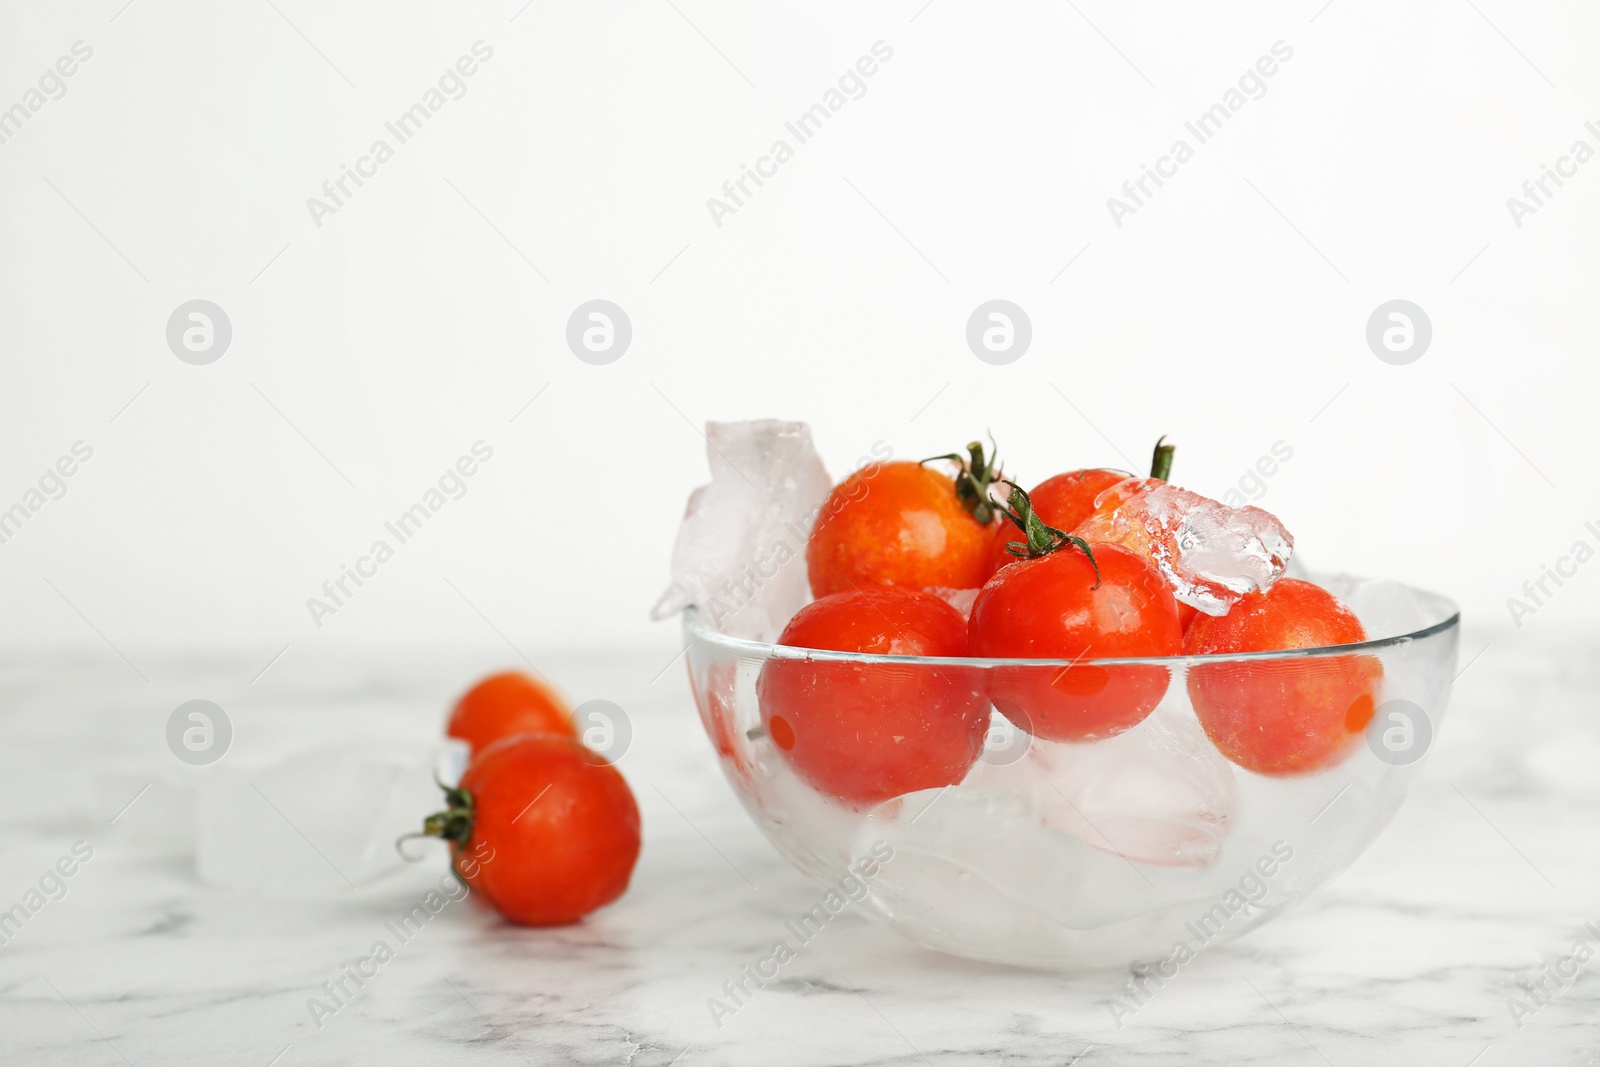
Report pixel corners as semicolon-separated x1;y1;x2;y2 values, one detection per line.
922;435;1004;525
1150;436;1175;482
397;782;475;861
997;482;1101;587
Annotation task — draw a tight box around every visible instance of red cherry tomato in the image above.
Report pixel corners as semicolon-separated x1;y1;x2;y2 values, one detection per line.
987;468;1126;575
447;671;575;755
1185;578;1381;776
438;734;641;925
969;542;1183;741
807;461;996;597
757;589;988;806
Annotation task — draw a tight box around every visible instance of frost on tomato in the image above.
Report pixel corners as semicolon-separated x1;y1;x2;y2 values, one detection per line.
1185;579;1382;776
757;589;988;806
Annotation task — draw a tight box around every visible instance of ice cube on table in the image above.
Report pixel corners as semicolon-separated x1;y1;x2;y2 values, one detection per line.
652;420;832;642
92;769;195;855
195;740;466;897
1075;480;1293;616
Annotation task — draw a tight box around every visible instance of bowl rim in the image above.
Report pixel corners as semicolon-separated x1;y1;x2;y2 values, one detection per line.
681;581;1461;668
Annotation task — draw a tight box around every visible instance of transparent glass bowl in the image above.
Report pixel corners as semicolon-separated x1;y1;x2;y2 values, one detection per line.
683;582;1460;970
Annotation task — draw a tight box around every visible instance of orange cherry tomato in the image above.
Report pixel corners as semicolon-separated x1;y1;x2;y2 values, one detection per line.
1185;579;1381;776
807;461;996;597
447;671;576;756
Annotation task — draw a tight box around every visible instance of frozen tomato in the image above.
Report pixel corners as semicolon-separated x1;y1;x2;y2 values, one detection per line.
757;588;988;806
806;442;1001;597
447;671;576;756
1185;578;1381;776
413;734;641;926
969;486;1183;741
987;467;1126;575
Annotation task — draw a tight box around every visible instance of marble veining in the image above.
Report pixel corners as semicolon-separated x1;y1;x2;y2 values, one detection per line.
0;634;1596;1066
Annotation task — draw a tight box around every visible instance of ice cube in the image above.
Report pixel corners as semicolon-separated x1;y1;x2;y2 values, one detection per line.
1021;700;1239;868
1318;574;1431;640
830;693;1244;966
195;740;466;897
860;785;1167;932
1075;480;1293;616
852;697;1235;920
92;769;195;855
652;420;833;641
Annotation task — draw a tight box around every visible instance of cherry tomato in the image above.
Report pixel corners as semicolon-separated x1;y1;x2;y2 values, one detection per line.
422;734;641;926
757;588;988;806
1185;578;1381;776
447;671;575;755
807;461;997;597
987;468;1126;574
969;542;1183;741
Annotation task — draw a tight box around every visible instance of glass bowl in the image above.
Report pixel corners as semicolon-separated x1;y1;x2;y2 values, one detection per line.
683;580;1459;970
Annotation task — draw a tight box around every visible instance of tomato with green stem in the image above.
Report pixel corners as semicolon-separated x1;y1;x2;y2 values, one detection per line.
1185;578;1381;776
970;485;1184;741
807;441;1002;597
986;467;1127;575
407;734;640;925
758;588;988;806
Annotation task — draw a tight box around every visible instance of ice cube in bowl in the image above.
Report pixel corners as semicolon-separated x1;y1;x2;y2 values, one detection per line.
682;581;1459;970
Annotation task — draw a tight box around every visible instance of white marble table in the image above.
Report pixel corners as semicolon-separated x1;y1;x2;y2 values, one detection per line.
1;629;1597;1067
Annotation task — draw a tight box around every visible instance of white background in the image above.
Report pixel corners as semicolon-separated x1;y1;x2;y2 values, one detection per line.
1;0;1595;669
